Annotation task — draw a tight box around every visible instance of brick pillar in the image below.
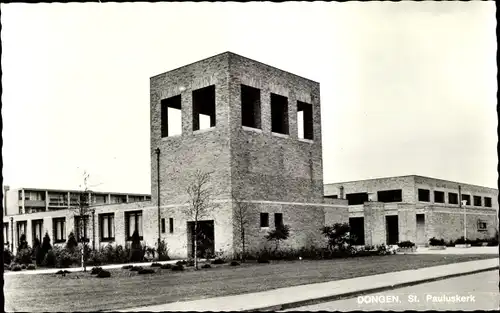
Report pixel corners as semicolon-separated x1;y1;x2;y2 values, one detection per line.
364;202;386;246
397;204;417;242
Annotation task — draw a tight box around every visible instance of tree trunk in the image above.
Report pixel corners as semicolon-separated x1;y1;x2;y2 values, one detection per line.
241;228;246;262
194;221;198;270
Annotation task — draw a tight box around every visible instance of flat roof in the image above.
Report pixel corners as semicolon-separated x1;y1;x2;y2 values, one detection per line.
14;187;150;196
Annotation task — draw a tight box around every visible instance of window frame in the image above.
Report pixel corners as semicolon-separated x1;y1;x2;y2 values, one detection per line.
418;189;430;202
260;212;269;228
53;217;66;243
125;210;143;241
274;213;284;228
99;213;115;242
169;218;174;234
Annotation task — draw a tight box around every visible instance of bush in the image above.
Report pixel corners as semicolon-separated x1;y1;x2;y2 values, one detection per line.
150;262;162;267
11;265;22;271
21;264;27;269
4;249;13;265
130;266;143;272
257;258;270;264
66;232;78;252
171;264;184;271
186;260;194;267
376;244;390;255
266;224;291;251
487;236;498;246
122;265;133;269
138;268;155;274
39;232;52;265
27;264;36;270
156;240;170;261
18;234;28;250
455;237;466;245
88;250;103;266
54;247;80;268
90;267;103;275
211;258;225;265
322;223;353;252
43;250;57;268
429;237;445;246
55;270;70;275
97;270;111;278
201;264;211;269
176;260;187;266
115;245;129;263
129;230;144;262
230;261;240;266
398;241;416;248
161;263;172;269
15;247;33;265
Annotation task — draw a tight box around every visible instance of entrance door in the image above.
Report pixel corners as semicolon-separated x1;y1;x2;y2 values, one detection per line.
187;220;215;259
385;215;399;245
416;214;425;246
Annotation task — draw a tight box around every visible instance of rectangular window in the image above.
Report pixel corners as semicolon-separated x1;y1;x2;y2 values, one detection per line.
418;189;430;202
324;195;338;199
270;93;289;135
473;196;482;207
169;218;174;234
161;94;182;137
16;221;27;245
32;219;43;243
3;223;8;244
75;216;89;242
99;213;115;241
241;85;261;129
434;191;445;203
161;218;166;233
448;192;458;204
192;85;216;131
477;221;487;231
18;191;22;201
297;101;313;140
260;213;269;228
125;211;143;240
461;194;471;205
94;194;107;204
346;193;369;205
53;218;66;243
377;189;403;203
349;217;365;245
274;213;283;228
484;197;492;208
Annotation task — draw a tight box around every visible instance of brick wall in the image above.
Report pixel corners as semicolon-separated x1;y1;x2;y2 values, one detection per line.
363;202;386;246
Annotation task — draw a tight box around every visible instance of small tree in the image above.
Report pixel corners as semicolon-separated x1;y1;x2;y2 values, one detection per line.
129;230;143;262
184;170;217;270
32;237;41;260
38;232;52;266
265;224;291;252
322;223;352;251
18;234;28;250
232;192;253;262
66;232;78;252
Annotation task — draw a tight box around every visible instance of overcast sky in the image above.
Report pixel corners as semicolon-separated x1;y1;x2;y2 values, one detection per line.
1;1;497;194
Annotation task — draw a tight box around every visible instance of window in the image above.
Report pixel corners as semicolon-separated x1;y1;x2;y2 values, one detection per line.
161;94;182;137
161;218;166;233
241;85;261;129
461;194;471;205
274;213;283;228
324;195;338;199
75;216;89;242
448;192;458;204
473;196;482;207
94;194;107;204
434;191;445;203
270;93;289;135
418;189;430;202
125;211;143;240
169;218;174;234
260;213;269;228
377;189;403;203
297;101;313;140
346;193;369;205
16;221;27;245
349;217;365;245
18;191;22;200
53;218;66;243
99;213;115;241
32;219;43;243
477;221;487;231
4;223;9;244
192;85;216;131
484;197;492;208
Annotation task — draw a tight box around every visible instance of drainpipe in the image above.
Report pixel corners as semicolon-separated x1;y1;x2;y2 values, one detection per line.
92;209;96;251
10;217;14;252
155;148;161;248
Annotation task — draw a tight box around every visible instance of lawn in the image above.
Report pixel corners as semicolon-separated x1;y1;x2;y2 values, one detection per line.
4;254;497;312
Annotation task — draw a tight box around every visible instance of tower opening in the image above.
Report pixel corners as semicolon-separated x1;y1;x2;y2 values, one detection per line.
192;85;216;131
271;93;289;135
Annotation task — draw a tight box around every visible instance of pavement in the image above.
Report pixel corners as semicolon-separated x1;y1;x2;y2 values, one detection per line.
117;257;499;312
413;246;499;255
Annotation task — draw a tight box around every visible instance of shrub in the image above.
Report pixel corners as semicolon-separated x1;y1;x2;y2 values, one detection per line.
201;264;211;269
150;262;162;267
144;246;156;262
18;234;28;250
454;237;466;245
398;241;416;248
88;250;103;266
27;264;36;270
55;270;70;275
211;258;225;265
446;240;455;247
129;231;144;262
266;224;291;251
185;260;194;267
97;270;111;278
176;260;187;266
90;266;103;275
43;250;57;268
230;261;240;266
171;264;184;271
156;240;170;261
122;265;133;269
39;232;52;265
11;264;22;271
32;238;41;259
130;266;143;271
21;264;27;269
487;236;498;246
364;245;375;251
66;232;78;252
15;247;33;265
257;258;270;264
55;247;80;268
3;249;13;265
138;268;155;274
322;223;353;252
429;237;445;246
376;244;390;255
161;263;172;269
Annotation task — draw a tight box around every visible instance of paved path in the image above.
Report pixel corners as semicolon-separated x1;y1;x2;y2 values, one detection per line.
414;246;498;255
118;258;499;312
283;270;499;311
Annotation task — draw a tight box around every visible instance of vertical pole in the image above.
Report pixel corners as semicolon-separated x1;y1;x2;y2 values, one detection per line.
155;148;161;249
10;217;14;252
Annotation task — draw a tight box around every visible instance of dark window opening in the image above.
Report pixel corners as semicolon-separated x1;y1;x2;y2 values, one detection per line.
324;195;338;199
192;85;216;131
270;93;289;134
418;189;430;202
99;213;115;241
260;213;269;228
448;192;458;204
32;220;43;245
125;211;143;240
297;101;313;140
461;194;471;205
241;85;261;129
484;197;492;207
477;221;487;231
169;218;174;233
161;95;182;138
349;217;365;245
161;218;166;233
274;213;283;228
434;191;445;203
52;218;66;243
346;193;369;205
16;221;27;246
377;189;403;203
473;196;482;207
75;216;89;242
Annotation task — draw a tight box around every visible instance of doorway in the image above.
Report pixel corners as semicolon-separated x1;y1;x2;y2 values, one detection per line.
187;220;215;259
385;215;399;245
416;214;425;246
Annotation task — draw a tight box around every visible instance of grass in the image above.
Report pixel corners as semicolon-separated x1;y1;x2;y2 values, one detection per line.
4;254;497;312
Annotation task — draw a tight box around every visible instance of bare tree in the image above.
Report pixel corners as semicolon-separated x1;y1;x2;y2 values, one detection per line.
184;170;216;270
232;191;253;262
71;170;93;272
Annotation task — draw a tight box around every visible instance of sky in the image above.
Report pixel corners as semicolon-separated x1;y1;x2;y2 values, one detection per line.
1;1;497;194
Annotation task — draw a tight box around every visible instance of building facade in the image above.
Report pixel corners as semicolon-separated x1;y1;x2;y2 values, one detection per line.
3;52;349;257
324;175;499;246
